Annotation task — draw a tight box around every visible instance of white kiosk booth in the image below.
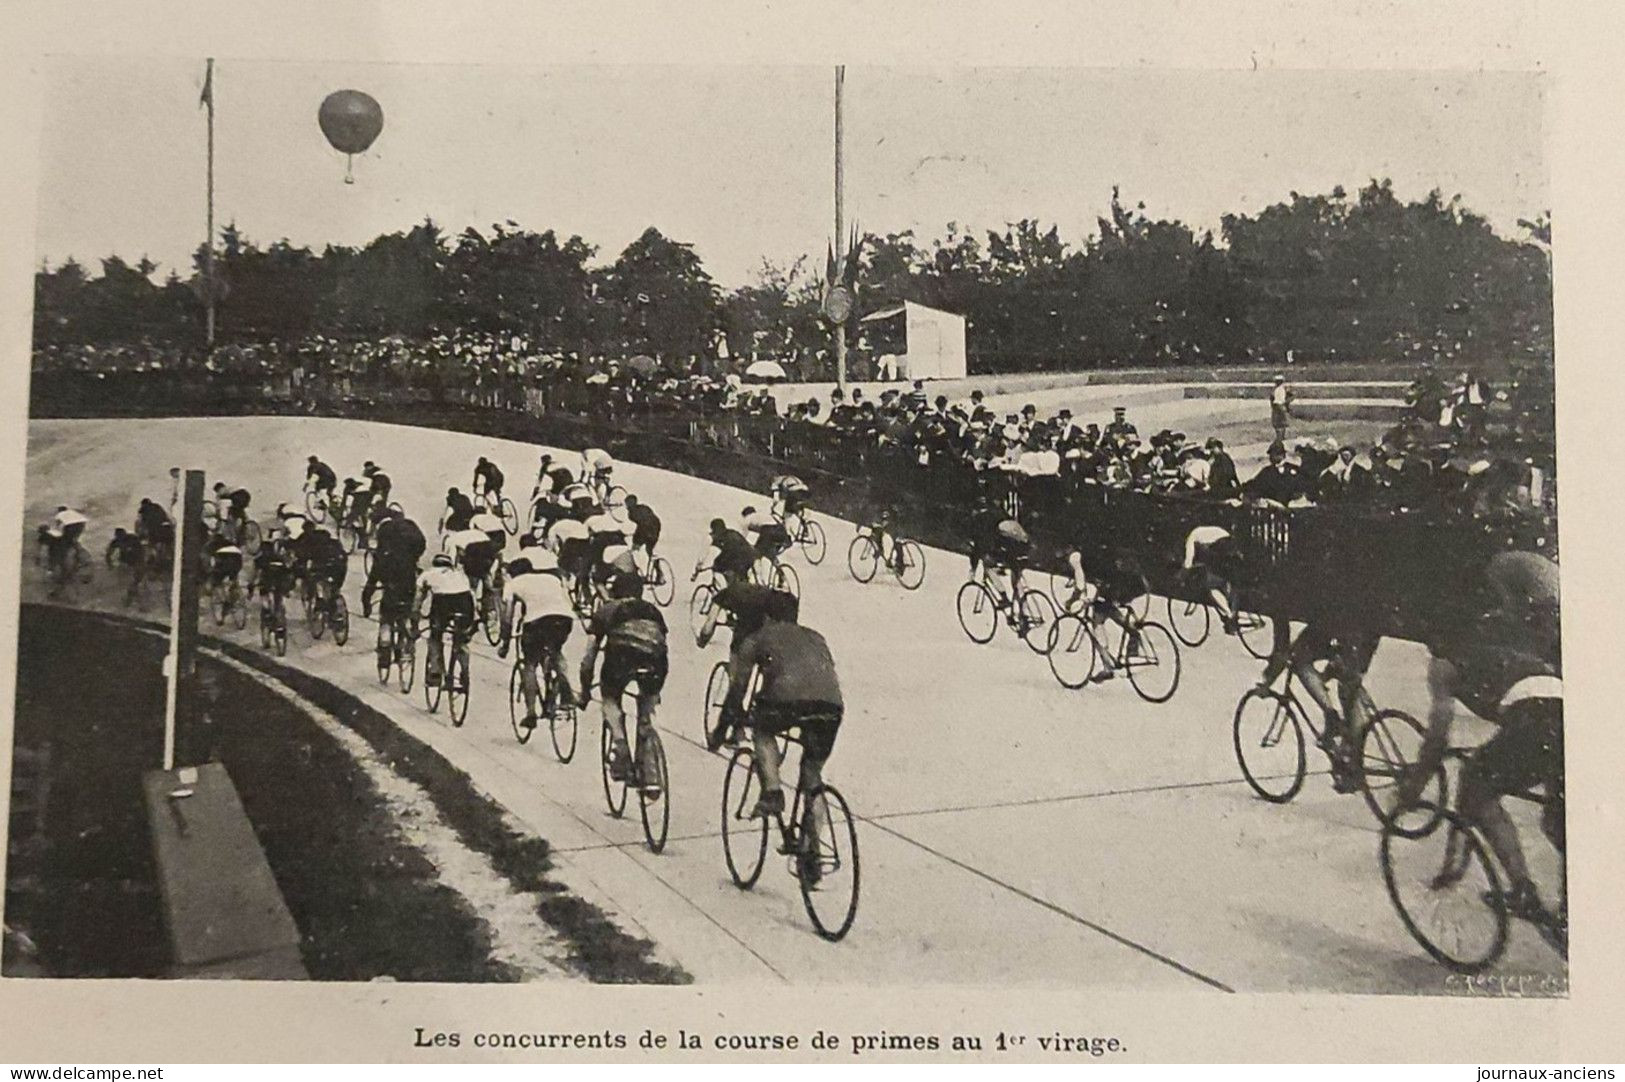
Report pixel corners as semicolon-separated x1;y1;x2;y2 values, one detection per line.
858;300;967;380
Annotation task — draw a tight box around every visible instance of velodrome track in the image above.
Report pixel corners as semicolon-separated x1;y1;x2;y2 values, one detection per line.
17;416;1567;992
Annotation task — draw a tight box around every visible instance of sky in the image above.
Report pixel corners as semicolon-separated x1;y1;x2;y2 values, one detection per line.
32;58;1548;289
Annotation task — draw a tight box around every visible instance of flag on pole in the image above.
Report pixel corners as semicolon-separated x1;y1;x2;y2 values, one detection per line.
199;61;213;109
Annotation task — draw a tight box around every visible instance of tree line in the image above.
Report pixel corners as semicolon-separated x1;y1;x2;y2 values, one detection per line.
33;179;1552;373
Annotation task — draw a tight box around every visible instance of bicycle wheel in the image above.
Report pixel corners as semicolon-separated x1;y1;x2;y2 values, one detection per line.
508;661;533;745
233;586;249;631
637;729;670;854
260;605;273;649
1358;709;1446;832
273;617;287;656
1123;621;1181;704
498;498;519;535
1381;806;1509;974
773;562;800;600
687;583;716;641
798;783;861;942
448;650;470;726
339;521;359;555
305;490;327;524
1016;589;1060;655
846;535;880;583
955;581;999;644
331;594;349;646
396;633;416;695
1232;687;1307;803
795;520;825;565
481;587;502;646
604;485;629;520
242;520;262;556
1167;596;1211;647
721;747;769;888
601;723;629;818
210;584;229;626
1235;610;1273;660
1046;613;1099;690
424;643;444;714
704;660;730;746
375;625;392;684
362;548;374;578
646;557;675;607
895;539;926;591
546;672;578;764
309;588;328;640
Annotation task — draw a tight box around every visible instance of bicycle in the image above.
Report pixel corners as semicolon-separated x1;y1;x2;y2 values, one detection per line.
504;602;578;762
1232;662;1427;808
750;551;801;599
846;525;925;591
209;574;249;631
1165;568;1273;659
1379;749;1565;974
474;484;520;536
375;609;417;694
636;549;676;608
304;485;332;525
720;721;860;942
45;538;93;600
306;576;351;646
687;568;730;641
258;589;289;657
590;475;629;520
423;621;472;726
201;503;262;555
954;566;1058;654
593;676;670;854
1045;597;1181;703
776;508;827;565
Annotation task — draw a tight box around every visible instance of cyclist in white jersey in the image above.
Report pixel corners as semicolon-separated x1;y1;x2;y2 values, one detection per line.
548;516;592;585
498;550;577;729
1182;524;1239;631
445;526;498;589
417;554;475;692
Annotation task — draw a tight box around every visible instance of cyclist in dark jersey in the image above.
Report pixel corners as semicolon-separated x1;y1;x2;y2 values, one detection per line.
579;575;669;793
253;530;296;625
472;457;505;506
1407;550;1563;941
623;495;662;560
361;508;426;618
305;456;337;502
720;604;844;881
1258;619;1381;792
697;583;798;747
443;487;476;534
695;518;757;588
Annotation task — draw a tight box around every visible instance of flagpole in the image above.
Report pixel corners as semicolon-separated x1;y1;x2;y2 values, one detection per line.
204;57;216;348
833;65;847;394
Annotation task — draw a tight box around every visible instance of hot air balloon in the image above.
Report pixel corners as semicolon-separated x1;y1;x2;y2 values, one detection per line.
317;89;384;184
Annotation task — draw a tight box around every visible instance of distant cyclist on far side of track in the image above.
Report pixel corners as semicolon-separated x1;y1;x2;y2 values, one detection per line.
580;447;615;493
305;455;337;507
769;474;811;530
472;456;505;508
741;505;792;565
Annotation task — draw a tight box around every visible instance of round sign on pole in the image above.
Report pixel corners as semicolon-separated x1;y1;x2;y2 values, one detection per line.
824;285;853;325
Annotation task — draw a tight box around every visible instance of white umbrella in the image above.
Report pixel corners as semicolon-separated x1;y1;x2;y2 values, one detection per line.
744;360;787;381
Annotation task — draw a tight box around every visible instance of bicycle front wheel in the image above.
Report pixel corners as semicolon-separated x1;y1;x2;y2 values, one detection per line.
1046;613;1099;690
481;588;502;646
305;490;327;523
547;673;578;764
800;520;827;565
773;562;800;600
687;583;716;642
331;594;349;646
1124;621;1181;704
704;660;730;746
955;581;999;644
1381;806;1509;974
1358;709;1446;832
498;498;519;535
1235;610;1273;660
799;783;860;942
895;539;926;591
397;632;417;695
508;662;533;745
448;651;470;726
1232;687;1307;803
721;747;768;888
648;557;675;607
601;723;629;818
1168;596;1211;647
846;535;879;583
233;587;249;631
1016;590;1060;655
637;730;670;854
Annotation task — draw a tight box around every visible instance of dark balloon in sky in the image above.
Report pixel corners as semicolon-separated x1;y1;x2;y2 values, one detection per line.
317;89;384;155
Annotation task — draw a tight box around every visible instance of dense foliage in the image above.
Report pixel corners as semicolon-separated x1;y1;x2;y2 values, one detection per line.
33;180;1551;374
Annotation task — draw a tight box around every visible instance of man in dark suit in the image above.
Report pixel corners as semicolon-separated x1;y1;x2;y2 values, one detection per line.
1206;437;1239;495
1317;445;1373;503
1242;442;1304;506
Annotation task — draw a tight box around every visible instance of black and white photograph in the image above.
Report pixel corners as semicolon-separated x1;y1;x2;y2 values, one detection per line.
1;12;1591;1040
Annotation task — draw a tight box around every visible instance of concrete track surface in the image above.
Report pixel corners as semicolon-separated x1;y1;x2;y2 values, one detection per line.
18;416;1567;993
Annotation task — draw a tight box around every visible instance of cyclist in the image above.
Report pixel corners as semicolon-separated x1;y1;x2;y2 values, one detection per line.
472;456;506;511
1181;524;1240;633
498;549;576;731
253;529;297;630
417;553;475;695
362;462;392;534
967;500;1031;605
769;475;811;532
106;528;147;598
303;523;350;620
578;574;669;792
42;505;90;582
864;498;906;576
204;530;244;595
580;447;615;497
304;455;338;512
1065;549;1151;683
338;475;368;531
134;498;174;558
699;583;799;748
1405;550;1563;942
695;517;757;589
443;487;476;534
361;507;426;618
718;600;844;883
1258;620;1380;792
622;494;662;566
741;505;792;572
212;482;253;539
445;524;499;594
548;514;592;590
585;510;634;593
529;453;557;505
